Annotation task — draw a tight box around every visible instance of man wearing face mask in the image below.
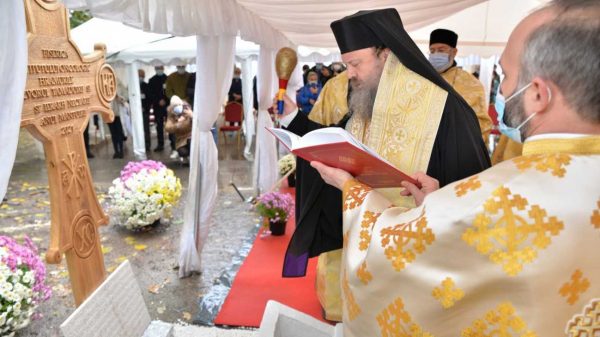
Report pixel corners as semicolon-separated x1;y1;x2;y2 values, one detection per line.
148;65;168;152
165;65;190;102
308;1;600;335
429;29;492;147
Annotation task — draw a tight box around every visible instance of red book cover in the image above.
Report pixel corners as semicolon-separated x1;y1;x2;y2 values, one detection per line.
267;127;418;188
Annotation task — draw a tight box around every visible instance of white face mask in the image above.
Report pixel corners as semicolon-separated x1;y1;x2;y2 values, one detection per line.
177;68;186;75
173;105;183;115
155;69;164;76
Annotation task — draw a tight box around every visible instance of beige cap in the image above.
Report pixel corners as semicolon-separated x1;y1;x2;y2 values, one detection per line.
170;95;183;107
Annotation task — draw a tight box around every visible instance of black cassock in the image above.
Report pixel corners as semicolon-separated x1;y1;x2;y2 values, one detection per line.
282;9;491;277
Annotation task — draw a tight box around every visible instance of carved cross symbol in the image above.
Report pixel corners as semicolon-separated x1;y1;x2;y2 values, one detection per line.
21;0;115;306
61;151;86;199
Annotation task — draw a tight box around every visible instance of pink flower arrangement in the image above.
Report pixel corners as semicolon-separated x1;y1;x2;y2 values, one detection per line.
0;236;52;333
255;192;294;223
119;160;166;182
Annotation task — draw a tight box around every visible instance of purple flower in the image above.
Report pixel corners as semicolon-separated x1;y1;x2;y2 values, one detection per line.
0;236;52;306
120;160;166;182
255;192;295;222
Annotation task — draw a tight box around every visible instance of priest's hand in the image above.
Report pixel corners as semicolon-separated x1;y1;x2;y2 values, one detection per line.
272;94;296;116
400;172;439;206
310;161;353;190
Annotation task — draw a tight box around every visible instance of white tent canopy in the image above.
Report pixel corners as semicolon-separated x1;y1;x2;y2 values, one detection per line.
70;17;170;56
64;0;489;49
71;18;341;65
69;0;549;62
411;0;549;57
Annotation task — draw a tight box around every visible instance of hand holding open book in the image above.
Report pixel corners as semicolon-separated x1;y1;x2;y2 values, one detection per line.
267;127;419;188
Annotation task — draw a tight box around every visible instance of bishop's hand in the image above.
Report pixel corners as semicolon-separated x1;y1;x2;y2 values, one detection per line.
272;94;296;117
310;161;353;190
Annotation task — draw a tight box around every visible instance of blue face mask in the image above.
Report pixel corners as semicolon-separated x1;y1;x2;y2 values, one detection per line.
495;82;539;143
428;53;451;72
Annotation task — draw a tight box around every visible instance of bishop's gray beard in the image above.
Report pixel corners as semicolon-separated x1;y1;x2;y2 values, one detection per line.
348;81;378;122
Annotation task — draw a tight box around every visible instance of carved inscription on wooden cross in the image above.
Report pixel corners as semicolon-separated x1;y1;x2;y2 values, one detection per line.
21;0;115;306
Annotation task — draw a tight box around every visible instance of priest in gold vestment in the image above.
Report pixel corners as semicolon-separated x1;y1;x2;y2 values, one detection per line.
277;8;491;323
429;29;492;147
306;72;350;321
309;3;600;336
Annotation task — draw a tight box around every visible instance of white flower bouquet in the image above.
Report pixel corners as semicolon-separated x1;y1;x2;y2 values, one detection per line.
278;154;296;176
108;160;182;230
0;236;51;336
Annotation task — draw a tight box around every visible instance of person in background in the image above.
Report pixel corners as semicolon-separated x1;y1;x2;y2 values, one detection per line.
165;95;193;163
331;62;345;77
297;71;322;115
429;28;492;147
228;67;243;103
83;123;94;159
138;69;151;152
186;72;196;107
165;65;190;159
489;64;501;105
108;80;128;159
302;64;310;84
318;65;333;86
472;65;481;79
165;65;190;101
148;65;168;152
252;75;258;112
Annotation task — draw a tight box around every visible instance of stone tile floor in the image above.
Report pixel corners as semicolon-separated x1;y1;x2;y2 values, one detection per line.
1;131;261;336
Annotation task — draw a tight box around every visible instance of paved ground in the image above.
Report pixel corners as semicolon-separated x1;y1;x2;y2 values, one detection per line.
1;130;261;336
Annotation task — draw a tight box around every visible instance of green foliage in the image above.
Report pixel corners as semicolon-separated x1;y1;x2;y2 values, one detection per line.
69;10;92;29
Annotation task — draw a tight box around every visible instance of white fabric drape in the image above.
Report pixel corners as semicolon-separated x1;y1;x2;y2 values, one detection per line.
253;47;302;193
0;1;27;201
63;0;485;49
126;63;148;160
178;35;236;278
253;48;278;194
241;58;255;159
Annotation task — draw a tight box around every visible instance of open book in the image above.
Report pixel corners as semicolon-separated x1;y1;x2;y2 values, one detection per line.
267;127;417;188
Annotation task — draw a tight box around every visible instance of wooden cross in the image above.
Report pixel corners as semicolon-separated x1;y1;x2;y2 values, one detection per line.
21;0;116;306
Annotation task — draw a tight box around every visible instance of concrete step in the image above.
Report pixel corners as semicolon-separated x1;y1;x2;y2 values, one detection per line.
172;324;257;337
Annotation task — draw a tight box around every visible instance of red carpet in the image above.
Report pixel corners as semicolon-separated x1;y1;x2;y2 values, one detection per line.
214;188;326;327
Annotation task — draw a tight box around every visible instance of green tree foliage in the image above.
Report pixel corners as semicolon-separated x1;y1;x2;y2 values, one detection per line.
69;10;92;29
